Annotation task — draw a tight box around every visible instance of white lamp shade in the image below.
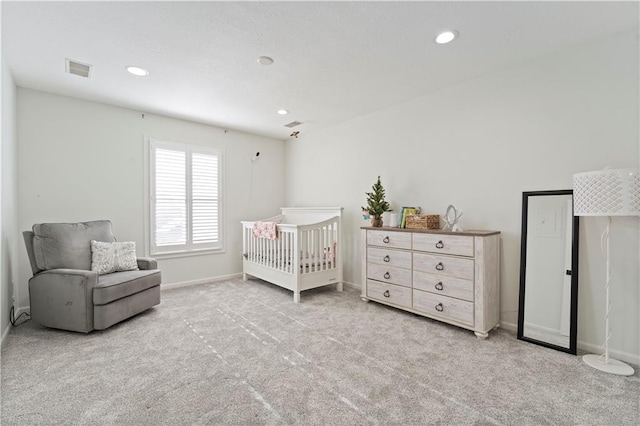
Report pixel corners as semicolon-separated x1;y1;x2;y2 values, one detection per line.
573;168;640;217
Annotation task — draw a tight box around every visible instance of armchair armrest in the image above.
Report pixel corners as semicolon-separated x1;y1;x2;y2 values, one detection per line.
29;269;98;333
36;268;99;279
136;257;158;270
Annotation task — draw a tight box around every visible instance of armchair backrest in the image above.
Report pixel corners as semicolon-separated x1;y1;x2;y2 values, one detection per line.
24;220;115;273
23;231;41;275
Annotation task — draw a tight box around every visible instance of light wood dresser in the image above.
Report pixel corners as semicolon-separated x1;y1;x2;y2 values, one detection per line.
361;227;501;339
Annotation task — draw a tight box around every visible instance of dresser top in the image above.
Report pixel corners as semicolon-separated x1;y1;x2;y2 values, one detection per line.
361;227;500;237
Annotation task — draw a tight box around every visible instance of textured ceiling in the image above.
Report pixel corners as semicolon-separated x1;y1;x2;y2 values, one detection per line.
2;1;638;140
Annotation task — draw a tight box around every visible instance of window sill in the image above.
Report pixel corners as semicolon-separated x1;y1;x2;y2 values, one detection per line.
150;248;226;260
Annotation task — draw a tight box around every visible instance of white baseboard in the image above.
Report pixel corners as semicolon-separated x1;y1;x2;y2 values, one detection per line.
163;276;361;292
577;340;640;367
161;273;243;290
342;280;360;290
1;323;11;347
1;306;30;348
501;320;639;366
500;320;517;332
523;321;563;335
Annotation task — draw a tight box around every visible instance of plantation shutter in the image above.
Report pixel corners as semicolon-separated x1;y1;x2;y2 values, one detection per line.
154;148;187;247
150;139;223;255
192;152;219;244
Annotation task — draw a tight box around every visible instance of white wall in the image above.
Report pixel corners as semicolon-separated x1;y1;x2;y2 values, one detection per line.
284;31;640;363
1;54;18;340
17;89;285;307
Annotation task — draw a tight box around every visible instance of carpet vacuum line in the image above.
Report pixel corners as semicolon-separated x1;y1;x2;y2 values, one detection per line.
248;297;503;426
212;304;381;424
183;319;282;422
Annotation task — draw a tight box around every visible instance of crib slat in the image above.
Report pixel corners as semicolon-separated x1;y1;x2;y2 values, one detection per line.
323;225;327;271
309;229;316;272
307;229;312;273
304;229;310;275
276;229;280;271
318;227;322;271
250;226;253;262
334;220;338;269
267;237;271;268
324;225;328;271
313;228;322;271
309;228;313;273
301;229;306;275
332;221;336;269
286;231;290;273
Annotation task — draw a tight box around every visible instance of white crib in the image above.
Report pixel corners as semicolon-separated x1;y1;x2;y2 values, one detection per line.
242;207;343;303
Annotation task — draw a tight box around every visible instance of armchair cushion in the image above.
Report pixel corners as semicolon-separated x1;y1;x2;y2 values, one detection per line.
33;220;115;271
94;269;161;305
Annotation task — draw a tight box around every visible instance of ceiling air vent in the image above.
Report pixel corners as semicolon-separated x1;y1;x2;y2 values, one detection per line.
284;121;303;128
65;59;92;78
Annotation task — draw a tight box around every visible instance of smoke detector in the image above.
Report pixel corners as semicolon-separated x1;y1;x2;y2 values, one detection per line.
65;59;92;78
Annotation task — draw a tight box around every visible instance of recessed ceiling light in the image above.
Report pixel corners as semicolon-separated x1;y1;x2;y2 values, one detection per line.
126;66;149;76
277;109;289;115
257;56;274;65
435;30;458;44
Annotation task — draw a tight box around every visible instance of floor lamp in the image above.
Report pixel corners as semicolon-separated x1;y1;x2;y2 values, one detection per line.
573;168;639;376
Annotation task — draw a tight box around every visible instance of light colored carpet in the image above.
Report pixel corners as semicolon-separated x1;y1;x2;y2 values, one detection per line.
2;278;638;425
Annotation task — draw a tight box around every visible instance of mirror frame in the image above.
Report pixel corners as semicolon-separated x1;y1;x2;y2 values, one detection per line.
517;189;579;354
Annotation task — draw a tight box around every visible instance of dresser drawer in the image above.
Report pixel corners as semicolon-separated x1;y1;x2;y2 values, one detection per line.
413;233;474;257
413;253;474;280
367;280;412;308
413;272;474;302
413;290;474;326
367;247;412;269
367;230;411;250
367;263;412;287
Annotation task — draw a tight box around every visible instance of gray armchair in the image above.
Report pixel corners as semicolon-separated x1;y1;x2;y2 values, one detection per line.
23;220;161;333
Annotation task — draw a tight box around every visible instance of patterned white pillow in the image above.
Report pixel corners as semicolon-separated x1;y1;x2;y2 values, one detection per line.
90;240;139;275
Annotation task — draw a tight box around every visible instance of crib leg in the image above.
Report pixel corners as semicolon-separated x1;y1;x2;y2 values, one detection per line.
337;282;343;292
293;292;300;303
243;273;247;281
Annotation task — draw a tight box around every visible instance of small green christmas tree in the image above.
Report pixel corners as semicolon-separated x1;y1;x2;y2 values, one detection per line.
362;176;391;226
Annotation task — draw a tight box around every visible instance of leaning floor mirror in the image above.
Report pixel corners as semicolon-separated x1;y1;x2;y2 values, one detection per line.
517;190;579;354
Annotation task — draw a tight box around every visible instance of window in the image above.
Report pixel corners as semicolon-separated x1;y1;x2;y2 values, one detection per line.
149;139;223;255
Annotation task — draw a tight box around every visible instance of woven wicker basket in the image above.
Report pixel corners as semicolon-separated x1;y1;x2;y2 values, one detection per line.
405;214;440;230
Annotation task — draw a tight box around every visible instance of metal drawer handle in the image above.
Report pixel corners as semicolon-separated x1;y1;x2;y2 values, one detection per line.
435;282;444;291
435;303;444;312
383;290;390;298
383;255;390;262
383;236;390;244
384;272;391;279
435;262;444;271
435;240;444;249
